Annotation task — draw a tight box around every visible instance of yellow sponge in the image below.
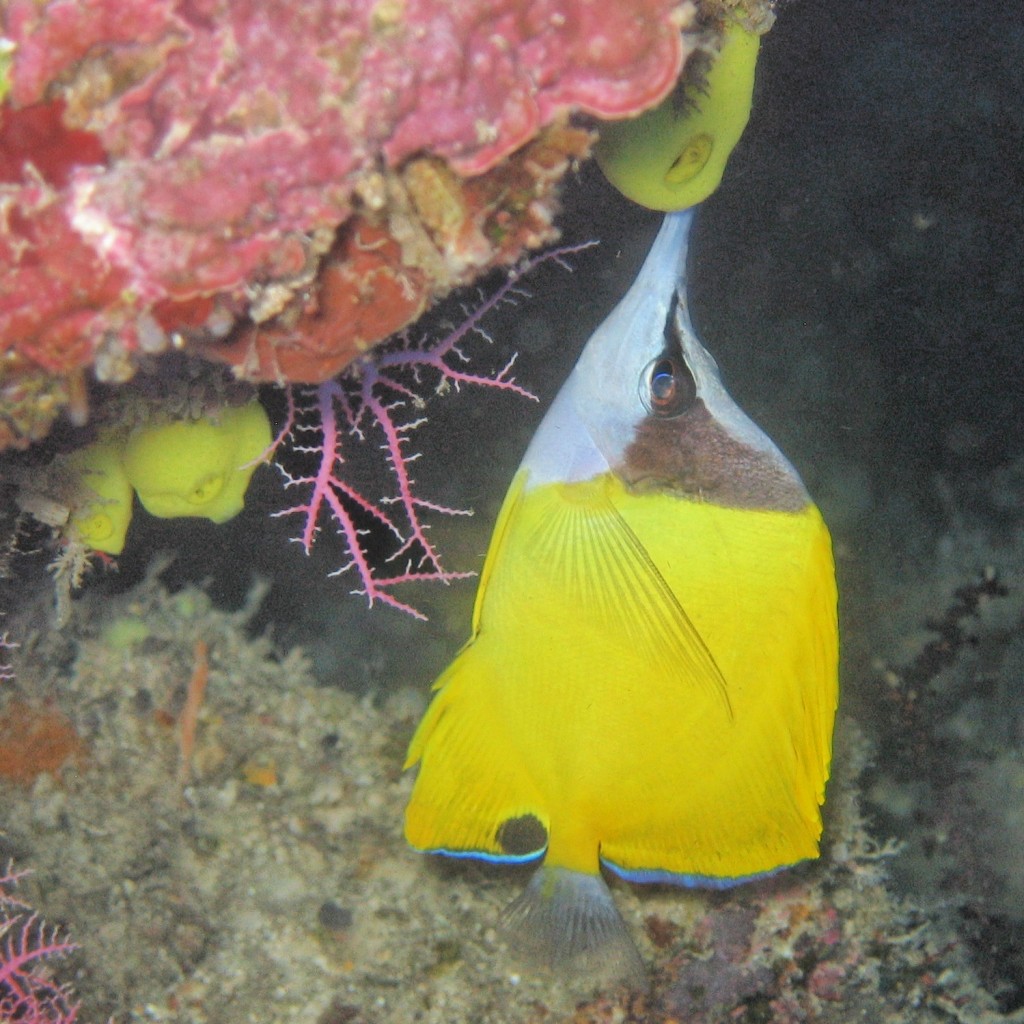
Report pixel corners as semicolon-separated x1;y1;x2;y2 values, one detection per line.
595;23;761;211
66;439;134;556
122;401;271;524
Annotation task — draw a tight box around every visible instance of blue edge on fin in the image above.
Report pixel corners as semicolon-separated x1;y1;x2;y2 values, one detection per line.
423;847;785;890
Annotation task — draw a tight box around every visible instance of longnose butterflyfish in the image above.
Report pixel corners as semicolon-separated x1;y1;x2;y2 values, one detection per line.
404;210;839;978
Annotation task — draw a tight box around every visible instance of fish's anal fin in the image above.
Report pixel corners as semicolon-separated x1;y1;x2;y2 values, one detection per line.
502;867;646;987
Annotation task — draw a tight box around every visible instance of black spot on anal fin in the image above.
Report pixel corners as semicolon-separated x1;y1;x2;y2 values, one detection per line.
496;815;548;857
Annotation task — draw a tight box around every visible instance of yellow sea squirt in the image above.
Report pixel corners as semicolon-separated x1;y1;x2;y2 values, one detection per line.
67;399;271;554
595;22;761;211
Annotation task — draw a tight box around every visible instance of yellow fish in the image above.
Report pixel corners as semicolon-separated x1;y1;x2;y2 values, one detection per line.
404;210;839;977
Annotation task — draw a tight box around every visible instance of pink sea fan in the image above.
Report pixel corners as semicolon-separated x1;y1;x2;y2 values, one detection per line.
0;631;15;683
0;866;79;1024
271;241;594;618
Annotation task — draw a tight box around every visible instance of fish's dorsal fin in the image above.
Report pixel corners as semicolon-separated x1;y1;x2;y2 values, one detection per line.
469;468;527;638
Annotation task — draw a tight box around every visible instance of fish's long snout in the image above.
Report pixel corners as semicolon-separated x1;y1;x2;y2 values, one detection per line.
522;210;697;488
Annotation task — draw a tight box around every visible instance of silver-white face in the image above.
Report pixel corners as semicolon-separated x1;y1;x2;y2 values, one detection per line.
522;211;806;509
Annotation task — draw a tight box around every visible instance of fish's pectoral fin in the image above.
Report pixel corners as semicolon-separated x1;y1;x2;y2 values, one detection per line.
502;867;646;986
603;495;732;715
531;477;731;715
404;648;549;862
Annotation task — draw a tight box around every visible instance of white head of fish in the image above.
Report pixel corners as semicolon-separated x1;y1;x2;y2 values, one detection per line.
521;210;802;494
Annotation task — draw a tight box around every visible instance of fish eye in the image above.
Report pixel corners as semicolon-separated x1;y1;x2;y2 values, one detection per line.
642;356;696;417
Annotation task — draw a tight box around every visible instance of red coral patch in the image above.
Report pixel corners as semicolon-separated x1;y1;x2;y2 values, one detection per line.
0;699;86;786
0;99;107;188
214;220;428;382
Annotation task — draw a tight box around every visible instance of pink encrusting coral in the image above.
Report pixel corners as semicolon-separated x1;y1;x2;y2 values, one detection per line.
0;0;692;448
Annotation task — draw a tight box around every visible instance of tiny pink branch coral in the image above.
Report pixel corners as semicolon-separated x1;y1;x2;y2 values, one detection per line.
0;632;15;683
0;865;79;1024
272;243;594;618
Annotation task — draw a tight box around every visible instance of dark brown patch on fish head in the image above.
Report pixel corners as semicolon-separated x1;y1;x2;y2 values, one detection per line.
622;400;808;511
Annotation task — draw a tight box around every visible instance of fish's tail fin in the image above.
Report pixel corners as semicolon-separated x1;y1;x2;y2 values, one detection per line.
502;867;646;986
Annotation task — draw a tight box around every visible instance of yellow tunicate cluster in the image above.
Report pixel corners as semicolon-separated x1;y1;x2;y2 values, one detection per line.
66;400;272;555
595;22;761;211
